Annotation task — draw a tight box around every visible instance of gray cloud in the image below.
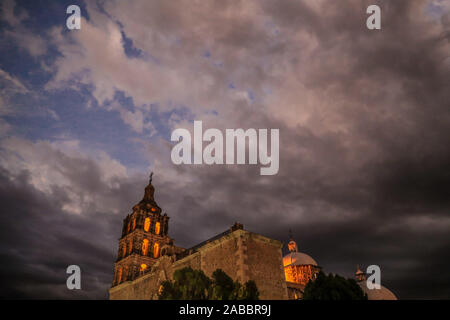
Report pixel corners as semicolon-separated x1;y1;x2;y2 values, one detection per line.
0;0;449;299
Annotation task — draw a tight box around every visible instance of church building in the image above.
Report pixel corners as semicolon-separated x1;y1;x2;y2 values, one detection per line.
110;174;289;299
109;174;397;300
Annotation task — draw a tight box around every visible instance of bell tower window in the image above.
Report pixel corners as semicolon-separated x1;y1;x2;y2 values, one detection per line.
144;218;150;232
153;242;160;258
128;239;133;254
124;266;129;281
117;267;123;284
142;239;149;256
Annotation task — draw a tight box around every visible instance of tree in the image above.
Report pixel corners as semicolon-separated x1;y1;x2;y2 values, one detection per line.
240;280;259;300
158;267;260;300
302;271;367;300
159;267;211;300
210;269;235;300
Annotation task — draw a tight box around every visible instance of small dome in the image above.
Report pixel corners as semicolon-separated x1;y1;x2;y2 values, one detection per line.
283;252;318;267
358;282;398;300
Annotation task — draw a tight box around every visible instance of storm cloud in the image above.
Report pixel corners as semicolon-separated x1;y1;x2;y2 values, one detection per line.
0;0;449;299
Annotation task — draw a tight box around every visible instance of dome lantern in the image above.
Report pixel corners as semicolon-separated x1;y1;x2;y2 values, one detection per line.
355;265;366;282
287;229;298;252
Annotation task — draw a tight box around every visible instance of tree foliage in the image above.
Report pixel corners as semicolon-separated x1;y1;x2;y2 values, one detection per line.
158;267;259;300
302;271;367;300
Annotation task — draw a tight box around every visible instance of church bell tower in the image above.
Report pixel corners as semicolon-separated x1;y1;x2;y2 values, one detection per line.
112;173;171;286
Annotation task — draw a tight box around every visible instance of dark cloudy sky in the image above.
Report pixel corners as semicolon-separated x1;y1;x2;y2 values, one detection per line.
0;0;449;299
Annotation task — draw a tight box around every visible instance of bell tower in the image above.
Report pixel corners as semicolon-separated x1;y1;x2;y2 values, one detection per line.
112;172;171;286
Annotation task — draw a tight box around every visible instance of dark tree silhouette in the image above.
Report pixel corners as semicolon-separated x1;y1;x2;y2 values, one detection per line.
302;271;367;300
159;267;259;300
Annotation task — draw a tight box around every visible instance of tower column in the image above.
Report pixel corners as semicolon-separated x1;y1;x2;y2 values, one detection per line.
112;173;172;287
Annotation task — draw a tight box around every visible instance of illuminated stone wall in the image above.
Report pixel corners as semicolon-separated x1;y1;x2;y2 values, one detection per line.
109;269;161;300
245;232;288;299
109;229;289;300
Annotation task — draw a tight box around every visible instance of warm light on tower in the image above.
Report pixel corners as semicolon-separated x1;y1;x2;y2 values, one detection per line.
153;242;160;258
144;217;150;232
142;239;149;255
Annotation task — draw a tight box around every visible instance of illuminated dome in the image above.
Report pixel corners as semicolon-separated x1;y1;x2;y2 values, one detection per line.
283;236;318;267
359;282;398;300
283;235;321;297
355;266;398;300
283;252;318;267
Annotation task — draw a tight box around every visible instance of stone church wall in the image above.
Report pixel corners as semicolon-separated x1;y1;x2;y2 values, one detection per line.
109;271;160;300
109;229;288;300
245;233;288;299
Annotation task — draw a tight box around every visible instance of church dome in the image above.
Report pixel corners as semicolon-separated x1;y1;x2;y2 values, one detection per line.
283;251;318;267
358;282;398;300
354;266;397;300
283;236;318;267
